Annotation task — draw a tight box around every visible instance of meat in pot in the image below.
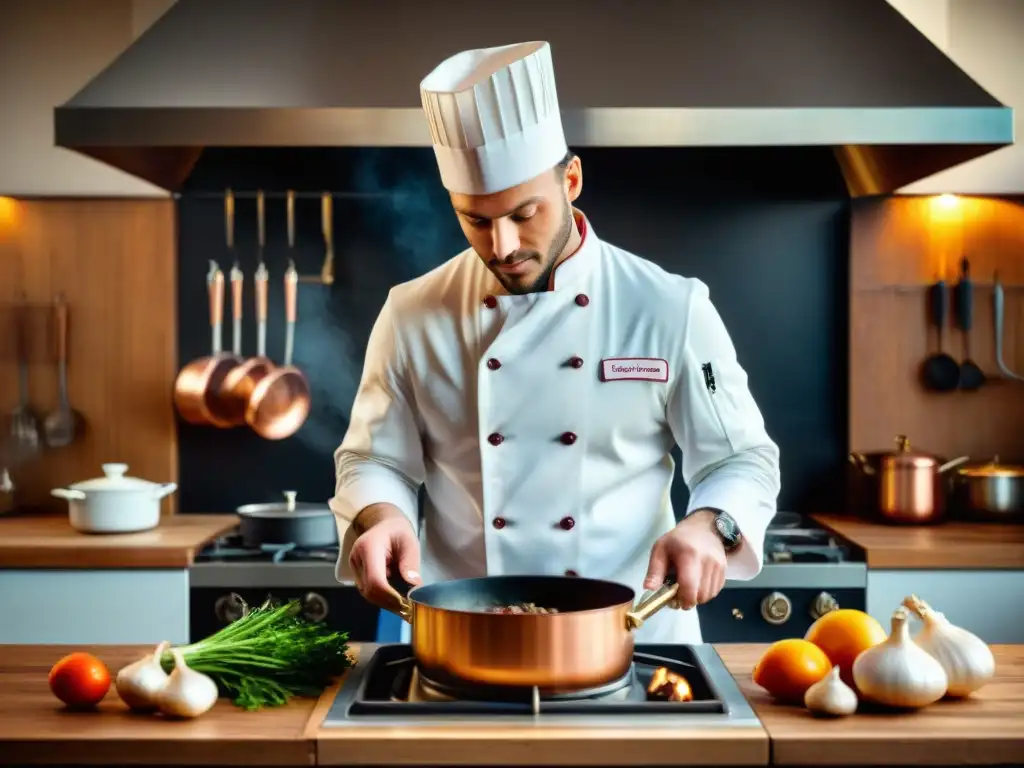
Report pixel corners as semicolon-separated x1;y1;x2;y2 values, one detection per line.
484;602;559;615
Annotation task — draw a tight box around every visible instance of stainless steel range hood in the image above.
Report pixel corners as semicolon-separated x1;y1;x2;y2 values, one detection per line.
55;0;1014;196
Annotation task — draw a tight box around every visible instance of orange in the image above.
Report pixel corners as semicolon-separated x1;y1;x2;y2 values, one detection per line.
805;609;887;689
752;638;832;703
48;652;111;708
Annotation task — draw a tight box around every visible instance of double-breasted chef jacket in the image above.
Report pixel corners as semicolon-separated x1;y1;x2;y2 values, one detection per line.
331;210;782;645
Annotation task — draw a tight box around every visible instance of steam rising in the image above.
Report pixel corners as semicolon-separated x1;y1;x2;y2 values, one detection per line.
290;149;464;457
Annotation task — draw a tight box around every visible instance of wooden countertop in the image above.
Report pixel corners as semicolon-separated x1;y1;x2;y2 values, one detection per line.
0;513;238;568
810;513;1024;569
2;644;1021;766
0;645;317;766
722;644;1024;766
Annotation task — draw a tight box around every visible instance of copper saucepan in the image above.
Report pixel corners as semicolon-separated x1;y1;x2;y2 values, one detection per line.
245;190;311;440
218;190;274;425
386;574;680;692
246;259;311;439
173;261;239;427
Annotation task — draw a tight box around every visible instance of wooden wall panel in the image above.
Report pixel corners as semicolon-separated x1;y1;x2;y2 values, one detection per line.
0;198;178;514
850;195;1024;462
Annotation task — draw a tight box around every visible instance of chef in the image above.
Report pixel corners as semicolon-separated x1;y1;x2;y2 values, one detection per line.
330;40;781;645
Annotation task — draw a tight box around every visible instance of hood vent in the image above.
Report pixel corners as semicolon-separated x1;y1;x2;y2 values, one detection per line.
55;0;1013;195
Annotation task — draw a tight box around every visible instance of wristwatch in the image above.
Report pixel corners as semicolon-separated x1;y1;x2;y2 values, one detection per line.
711;510;742;552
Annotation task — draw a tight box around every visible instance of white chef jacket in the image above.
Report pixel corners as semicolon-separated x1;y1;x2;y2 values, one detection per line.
330;210;781;645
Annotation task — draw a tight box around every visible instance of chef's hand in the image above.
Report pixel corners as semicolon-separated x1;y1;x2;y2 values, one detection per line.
643;510;728;610
348;503;422;613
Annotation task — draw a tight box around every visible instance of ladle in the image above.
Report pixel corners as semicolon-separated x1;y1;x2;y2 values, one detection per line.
920;279;959;392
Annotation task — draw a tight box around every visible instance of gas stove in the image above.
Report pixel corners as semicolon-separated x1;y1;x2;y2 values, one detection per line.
188;513;866;646
322;642;760;728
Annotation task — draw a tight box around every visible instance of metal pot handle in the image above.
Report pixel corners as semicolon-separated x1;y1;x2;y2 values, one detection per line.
938;456;970;473
625;573;680;630
385;573;415;624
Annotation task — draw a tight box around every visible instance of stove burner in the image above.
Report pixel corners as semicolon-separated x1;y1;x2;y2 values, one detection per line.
196;532;339;563
348;645;728;716
412;663;636;704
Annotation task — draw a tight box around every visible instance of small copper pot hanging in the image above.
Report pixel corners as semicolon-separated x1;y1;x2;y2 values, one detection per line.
246;192;310;440
173;260;239;427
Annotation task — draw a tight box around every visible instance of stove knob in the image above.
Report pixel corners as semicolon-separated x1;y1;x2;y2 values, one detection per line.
215;593;249;623
760;591;792;625
811;591;839;619
302;592;329;623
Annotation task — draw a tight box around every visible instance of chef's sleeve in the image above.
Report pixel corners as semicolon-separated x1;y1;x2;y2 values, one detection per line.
330;292;425;538
667;279;781;581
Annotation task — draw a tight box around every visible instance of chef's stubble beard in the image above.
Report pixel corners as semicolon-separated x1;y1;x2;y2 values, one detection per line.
498;196;574;295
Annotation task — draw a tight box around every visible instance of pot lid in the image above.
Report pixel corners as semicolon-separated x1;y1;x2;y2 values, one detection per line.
69;463;162;492
236;491;332;518
959;457;1024;478
880;435;941;468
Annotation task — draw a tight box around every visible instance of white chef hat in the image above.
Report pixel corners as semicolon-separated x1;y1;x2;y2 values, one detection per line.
420;41;568;196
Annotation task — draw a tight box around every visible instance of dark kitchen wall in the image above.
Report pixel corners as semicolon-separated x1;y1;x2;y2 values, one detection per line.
176;147;850;517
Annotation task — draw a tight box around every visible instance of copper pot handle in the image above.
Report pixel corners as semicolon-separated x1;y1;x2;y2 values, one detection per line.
939;456;970;473
207;261;225;354
626;574;680;630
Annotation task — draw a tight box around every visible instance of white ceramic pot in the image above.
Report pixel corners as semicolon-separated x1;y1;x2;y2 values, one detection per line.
51;463;178;534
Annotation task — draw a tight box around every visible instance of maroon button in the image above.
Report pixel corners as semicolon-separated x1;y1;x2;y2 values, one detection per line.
565;569;579;577
492;517;507;530
483;295;498;309
569;356;584;369
560;431;577;445
486;358;501;370
575;293;589;307
559;516;576;531
487;432;504;446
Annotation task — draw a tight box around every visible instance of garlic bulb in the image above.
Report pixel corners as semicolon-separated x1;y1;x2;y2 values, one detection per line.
852;607;947;709
804;665;858;717
115;641;170;711
156;649;219;718
902;594;995;698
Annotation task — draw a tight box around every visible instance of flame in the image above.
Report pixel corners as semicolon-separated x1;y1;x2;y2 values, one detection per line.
647;666;694;702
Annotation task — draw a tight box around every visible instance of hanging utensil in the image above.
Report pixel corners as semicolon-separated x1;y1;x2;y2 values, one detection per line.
216;192;274;425
994;271;1024;382
954;257;985;391
42;294;84;447
245;259;311;440
299;191;334;285
173;261;239;427
8;295;41;461
920;278;959;392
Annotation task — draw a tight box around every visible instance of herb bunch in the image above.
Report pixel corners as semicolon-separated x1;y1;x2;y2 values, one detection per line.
160;598;353;710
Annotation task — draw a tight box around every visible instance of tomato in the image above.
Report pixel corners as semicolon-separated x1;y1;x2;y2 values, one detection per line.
48;652;111;708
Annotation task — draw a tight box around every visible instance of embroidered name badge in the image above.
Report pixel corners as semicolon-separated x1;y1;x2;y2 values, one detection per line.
600;358;669;382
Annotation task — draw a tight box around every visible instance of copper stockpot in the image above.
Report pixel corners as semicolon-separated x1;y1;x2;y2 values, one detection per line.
849;435;969;524
172;262;239;427
388;574;680;692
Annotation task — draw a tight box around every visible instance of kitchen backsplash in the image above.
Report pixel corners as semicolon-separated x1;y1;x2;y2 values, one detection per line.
176;147;851;517
848;194;1024;462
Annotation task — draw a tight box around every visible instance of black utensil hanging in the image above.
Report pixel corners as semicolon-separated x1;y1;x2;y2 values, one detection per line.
920;279;960;392
955;258;985;391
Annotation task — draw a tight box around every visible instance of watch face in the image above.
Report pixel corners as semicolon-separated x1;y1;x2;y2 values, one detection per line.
714;513;740;546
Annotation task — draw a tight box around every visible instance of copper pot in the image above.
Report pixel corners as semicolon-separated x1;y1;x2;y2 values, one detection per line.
388;574;679;692
173;262;240;427
950;457;1024;522
245;195;310;440
849;435;969;524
